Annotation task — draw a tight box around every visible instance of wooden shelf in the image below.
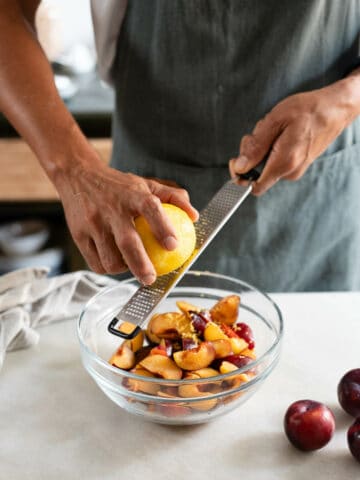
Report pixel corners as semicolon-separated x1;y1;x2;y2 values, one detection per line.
0;138;112;202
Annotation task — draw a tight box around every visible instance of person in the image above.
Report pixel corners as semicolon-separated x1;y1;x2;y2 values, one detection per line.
1;0;360;292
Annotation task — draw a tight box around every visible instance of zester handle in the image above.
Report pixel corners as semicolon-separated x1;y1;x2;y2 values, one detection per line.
108;179;252;340
238;157;267;181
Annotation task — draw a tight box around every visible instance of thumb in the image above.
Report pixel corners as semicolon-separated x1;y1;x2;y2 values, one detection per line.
233;114;283;175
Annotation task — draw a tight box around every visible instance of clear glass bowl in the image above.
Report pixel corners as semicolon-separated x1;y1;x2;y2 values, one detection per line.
77;271;283;425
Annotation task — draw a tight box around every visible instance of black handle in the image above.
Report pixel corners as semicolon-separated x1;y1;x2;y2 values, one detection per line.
108;318;142;340
238;157;267;181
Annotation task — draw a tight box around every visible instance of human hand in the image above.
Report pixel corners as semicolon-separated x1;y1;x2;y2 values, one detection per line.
229;76;360;195
56;161;199;284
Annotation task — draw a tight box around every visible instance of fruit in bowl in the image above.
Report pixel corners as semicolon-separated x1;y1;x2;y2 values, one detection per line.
108;294;258;412
77;272;283;425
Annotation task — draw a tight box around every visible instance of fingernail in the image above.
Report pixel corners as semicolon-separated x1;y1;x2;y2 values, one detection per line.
235;155;248;171
142;274;156;285
163;236;178;250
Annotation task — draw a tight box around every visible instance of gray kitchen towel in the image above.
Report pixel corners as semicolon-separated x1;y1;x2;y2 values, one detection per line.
0;267;117;370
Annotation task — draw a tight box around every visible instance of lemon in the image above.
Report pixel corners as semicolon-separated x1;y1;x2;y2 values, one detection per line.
135;203;196;276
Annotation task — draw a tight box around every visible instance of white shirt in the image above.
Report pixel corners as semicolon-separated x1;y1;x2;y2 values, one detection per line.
90;0;128;84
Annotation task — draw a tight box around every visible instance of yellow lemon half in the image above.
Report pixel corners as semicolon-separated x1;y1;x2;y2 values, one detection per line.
135;203;196;276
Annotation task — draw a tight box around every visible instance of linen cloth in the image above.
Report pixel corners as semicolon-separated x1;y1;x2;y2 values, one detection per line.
0;267;116;370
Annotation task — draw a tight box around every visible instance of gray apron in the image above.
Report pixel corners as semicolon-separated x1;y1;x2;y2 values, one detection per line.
111;0;360;291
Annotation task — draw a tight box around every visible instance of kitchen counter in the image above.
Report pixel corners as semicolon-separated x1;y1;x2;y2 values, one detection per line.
1;292;359;479
0;138;112;202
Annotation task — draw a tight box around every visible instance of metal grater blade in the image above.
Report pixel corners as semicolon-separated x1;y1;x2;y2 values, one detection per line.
108;179;252;339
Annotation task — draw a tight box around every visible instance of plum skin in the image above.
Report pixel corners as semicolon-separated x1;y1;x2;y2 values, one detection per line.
337;368;360;417
284;400;335;451
348;418;360;463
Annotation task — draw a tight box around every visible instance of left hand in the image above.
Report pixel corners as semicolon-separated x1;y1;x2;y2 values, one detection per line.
229;76;360;195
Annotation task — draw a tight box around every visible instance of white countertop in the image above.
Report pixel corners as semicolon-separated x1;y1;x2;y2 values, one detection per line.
1;292;360;480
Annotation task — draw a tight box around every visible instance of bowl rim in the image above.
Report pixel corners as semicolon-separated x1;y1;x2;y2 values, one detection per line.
77;270;284;385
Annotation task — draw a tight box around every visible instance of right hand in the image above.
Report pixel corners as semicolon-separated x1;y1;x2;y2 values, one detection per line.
56;161;199;285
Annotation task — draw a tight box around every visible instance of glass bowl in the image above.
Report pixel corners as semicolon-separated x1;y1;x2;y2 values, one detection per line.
77;271;283;425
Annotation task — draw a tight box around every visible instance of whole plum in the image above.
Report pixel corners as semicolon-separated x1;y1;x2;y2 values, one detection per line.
337;369;360;417
348;417;360;463
284;400;335;451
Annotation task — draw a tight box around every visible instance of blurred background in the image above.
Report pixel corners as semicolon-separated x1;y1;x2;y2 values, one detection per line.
0;0;114;276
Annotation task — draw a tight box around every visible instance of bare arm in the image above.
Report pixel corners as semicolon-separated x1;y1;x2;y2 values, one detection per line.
0;0;88;177
0;0;198;283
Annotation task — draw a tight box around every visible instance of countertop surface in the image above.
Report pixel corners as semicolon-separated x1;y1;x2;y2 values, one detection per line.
1;292;359;479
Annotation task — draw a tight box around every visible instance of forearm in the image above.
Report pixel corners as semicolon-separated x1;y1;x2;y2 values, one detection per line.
0;1;99;186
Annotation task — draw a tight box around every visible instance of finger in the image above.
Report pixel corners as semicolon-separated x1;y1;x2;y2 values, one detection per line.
282;162;309;181
233;114;283;175
126;188;177;251
145;177;182;188
93;229;128;274
228;158;251;187
77;236;106;274
135;193;179;251
113;220;157;285
150;182;199;222
252;130;308;195
282;165;308;181
141;194;179;250
282;138;313;181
